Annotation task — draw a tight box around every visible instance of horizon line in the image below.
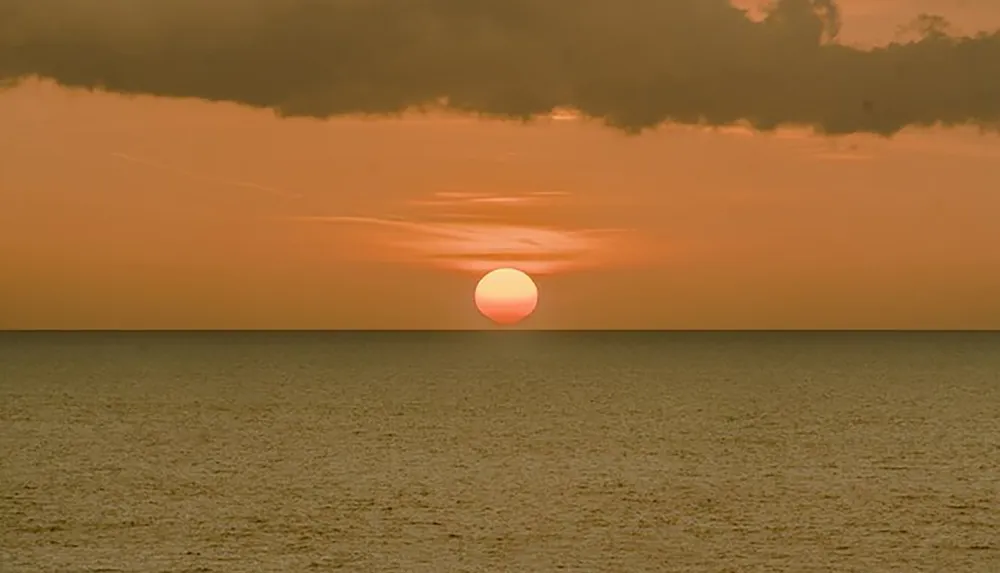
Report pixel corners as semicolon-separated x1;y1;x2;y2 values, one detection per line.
1;329;998;334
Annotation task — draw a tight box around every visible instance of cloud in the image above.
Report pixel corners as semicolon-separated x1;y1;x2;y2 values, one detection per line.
2;0;998;135
407;190;565;208
289;214;643;275
286;189;651;274
110;152;301;198
812;149;873;161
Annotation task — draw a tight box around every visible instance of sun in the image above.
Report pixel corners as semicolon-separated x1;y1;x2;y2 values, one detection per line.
474;268;538;326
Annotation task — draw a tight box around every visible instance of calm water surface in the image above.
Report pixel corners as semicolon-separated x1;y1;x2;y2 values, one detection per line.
1;332;998;572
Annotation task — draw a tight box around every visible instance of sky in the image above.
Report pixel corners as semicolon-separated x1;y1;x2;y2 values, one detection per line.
2;0;1000;329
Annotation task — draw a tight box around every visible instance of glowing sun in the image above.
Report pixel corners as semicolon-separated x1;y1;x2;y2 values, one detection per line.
474;268;538;325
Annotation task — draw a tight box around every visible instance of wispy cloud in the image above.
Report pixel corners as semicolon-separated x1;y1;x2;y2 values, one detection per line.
813;151;874;161
287;191;649;274
407;190;569;208
110;152;301;199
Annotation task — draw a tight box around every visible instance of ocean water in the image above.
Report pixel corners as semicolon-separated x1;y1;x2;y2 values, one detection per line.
1;331;998;572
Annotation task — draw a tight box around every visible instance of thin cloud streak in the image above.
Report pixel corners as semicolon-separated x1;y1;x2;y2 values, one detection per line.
287;214;647;275
407;190;569;208
813;151;873;161
111;152;301;199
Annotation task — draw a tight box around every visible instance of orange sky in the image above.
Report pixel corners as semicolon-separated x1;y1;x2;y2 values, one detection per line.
2;1;1000;329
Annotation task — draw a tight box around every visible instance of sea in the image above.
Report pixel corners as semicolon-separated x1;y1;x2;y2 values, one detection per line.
1;331;997;572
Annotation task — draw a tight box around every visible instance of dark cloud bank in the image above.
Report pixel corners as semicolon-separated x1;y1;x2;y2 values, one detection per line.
1;0;998;135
